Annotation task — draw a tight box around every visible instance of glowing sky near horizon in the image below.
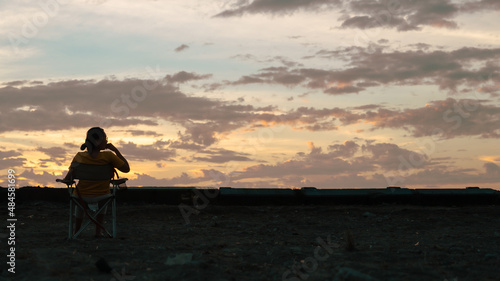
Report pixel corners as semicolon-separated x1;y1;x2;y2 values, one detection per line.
1;0;500;189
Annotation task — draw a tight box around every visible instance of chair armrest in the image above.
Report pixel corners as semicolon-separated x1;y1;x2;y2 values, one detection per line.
110;178;128;186
56;179;76;185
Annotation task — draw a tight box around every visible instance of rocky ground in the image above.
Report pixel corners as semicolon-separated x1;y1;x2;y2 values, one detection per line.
2;201;500;281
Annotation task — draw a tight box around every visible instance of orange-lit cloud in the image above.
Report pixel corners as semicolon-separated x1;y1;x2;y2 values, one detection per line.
479;156;500;162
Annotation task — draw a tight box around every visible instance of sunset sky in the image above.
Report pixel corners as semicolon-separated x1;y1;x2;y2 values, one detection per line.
1;0;500;189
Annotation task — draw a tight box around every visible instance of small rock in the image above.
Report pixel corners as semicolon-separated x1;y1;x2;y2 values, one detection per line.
209;219;218;227
484;253;498;260
362;212;376;218
333;267;379;281
165;253;193;266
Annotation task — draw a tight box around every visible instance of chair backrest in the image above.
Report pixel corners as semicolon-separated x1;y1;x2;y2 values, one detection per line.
70;162;115;181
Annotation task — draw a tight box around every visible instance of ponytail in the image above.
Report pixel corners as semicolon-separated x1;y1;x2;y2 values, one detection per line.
81;127;106;154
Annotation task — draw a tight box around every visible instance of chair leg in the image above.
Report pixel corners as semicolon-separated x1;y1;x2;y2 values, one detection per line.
112;196;116;238
71;199;88;239
69;199;73;240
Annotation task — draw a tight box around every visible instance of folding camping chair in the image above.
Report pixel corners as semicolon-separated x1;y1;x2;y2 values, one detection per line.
56;162;127;239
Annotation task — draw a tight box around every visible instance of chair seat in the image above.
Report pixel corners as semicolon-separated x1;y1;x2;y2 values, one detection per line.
70;193;113;201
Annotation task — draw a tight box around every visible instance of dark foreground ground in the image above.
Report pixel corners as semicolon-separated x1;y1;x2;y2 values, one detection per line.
2;202;499;281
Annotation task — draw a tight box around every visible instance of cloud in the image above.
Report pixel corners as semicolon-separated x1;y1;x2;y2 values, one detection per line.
227;46;500;95
37;146;67;159
215;0;498;31
0;148;26;170
164;71;212;84
363;98;500;139
0;77;269;146
460;0;500;12
206;139;434;188
340;0;459;31
132;172;190;186
2;72;500;162
483;161;500;177
2;80;27;87
0;75;360;147
20;168;62;187
121;129;163;137
36;146;69;167
340;15;417;31
115;140;176;162
214;0;341;17
231;141;368;181
153;140;494;188
132;168;230;187
361;142;431;171
174;44;189;52
385;162;500;187
324;85;364;95
192;148;253;163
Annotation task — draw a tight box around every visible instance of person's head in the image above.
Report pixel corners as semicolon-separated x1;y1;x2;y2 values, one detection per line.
80;127;107;154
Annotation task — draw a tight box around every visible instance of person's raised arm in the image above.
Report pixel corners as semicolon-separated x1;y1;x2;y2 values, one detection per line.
106;143;130;173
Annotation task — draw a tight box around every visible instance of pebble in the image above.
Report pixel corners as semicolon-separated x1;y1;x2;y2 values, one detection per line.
484;253;498;260
333;267;379;281
165;253;193;266
362;212;376;217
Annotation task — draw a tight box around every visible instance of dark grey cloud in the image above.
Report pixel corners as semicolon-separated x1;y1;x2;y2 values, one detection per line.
122;130;163;137
164;71;212;84
174;44;189;52
192;148;253;163
116;140;176;162
2;80;27;87
363;98;500;139
37;146;67;159
386;162;500;187
228;46;500;95
261;98;500;139
0;148;26;170
0;76;268;146
340;0;459;31
214;0;341;17
133;168;229;187
232;142;367;181
20;168;61;187
3;74;500;161
215;0;498;31
36;146;69;167
0;76;353;147
324;85;364;94
460;0;500;12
